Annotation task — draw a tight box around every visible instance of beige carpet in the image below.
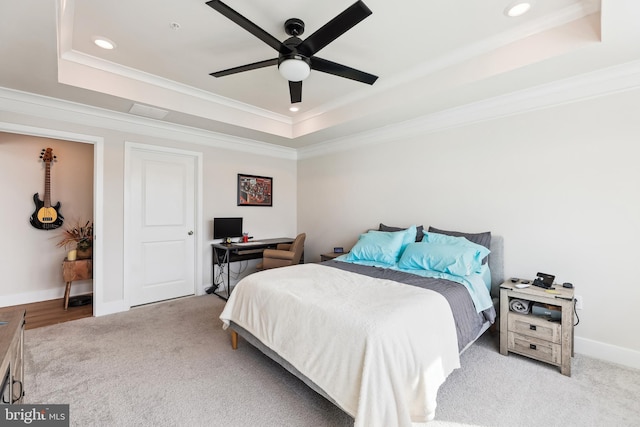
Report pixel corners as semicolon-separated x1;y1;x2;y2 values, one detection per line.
24;295;640;427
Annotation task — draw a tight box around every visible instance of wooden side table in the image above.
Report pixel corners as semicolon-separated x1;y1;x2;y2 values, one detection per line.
499;280;575;376
62;258;92;310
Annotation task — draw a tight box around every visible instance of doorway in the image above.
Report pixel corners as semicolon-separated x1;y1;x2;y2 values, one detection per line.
0;122;103;316
124;143;201;307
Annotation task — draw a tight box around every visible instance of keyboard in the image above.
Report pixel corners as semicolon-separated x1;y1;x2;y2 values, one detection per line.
234;241;264;246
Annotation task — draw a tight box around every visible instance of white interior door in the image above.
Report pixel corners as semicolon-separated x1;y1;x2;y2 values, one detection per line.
127;146;197;306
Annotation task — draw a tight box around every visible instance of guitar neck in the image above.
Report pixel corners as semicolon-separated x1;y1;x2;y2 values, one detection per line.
44;161;51;208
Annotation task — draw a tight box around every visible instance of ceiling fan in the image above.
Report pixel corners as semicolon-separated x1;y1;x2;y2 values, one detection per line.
206;0;378;104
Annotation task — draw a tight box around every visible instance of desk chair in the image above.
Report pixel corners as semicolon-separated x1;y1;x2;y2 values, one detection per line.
257;233;306;270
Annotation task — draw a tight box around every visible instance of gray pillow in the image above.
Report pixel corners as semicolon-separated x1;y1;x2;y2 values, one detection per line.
427;226;491;263
379;223;424;242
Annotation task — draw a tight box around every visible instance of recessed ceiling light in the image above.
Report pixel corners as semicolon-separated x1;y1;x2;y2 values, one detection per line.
289;106;299;112
505;2;532;17
93;36;116;50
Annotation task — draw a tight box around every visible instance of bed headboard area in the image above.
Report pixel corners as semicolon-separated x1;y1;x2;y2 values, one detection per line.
488;235;504;300
362;225;504;307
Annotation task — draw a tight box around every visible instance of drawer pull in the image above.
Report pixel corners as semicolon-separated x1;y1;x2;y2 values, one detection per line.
530;344;537;350
529;324;537;331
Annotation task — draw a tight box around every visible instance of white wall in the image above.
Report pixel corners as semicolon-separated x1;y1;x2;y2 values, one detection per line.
298;88;640;366
0;109;297;312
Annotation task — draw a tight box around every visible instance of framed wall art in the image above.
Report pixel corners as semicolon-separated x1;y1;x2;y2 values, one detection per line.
237;174;272;207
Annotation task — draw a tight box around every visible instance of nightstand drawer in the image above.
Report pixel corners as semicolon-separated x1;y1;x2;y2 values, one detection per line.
508;312;561;343
508;332;561;365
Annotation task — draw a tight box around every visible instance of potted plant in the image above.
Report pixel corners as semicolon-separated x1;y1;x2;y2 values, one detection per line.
56;220;93;260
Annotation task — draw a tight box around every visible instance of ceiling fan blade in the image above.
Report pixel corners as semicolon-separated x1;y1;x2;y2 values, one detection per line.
206;0;291;54
210;58;278;77
311;57;378;85
297;0;372;57
289;81;302;104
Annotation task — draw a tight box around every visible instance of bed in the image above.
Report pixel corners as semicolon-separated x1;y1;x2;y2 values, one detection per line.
219;226;504;427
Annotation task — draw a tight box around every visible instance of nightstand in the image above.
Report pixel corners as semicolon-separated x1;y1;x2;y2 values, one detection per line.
499;280;575;376
320;252;345;262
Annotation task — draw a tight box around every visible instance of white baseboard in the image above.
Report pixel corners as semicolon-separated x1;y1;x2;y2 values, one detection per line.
0;281;93;307
575;336;640;370
94;299;128;317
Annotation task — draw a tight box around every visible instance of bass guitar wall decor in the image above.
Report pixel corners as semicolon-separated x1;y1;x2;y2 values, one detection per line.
30;147;64;230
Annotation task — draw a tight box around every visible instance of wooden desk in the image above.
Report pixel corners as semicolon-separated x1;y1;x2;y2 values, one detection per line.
62;258;93;310
210;238;295;300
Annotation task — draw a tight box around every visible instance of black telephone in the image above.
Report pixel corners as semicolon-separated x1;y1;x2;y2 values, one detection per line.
533;272;555;289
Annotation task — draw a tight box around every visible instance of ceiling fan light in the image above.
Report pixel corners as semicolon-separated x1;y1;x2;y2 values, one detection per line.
279;58;311;82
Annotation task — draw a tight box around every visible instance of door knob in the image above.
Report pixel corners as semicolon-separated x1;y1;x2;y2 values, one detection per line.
188;230;194;235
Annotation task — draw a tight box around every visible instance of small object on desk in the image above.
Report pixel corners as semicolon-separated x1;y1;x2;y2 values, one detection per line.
520;280;530;284
333;247;344;254
533;272;555;289
545;289;561;294
515;283;530;289
562;282;573;288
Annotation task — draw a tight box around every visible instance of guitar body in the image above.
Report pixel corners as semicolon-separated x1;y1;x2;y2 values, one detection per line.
30;147;64;230
30;192;64;230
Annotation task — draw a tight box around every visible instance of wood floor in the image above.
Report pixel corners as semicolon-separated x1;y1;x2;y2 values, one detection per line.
3;297;93;330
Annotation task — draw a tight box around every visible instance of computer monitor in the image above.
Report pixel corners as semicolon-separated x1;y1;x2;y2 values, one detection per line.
213;217;243;240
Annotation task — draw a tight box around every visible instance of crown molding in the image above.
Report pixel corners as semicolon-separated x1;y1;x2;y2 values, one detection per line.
298;59;640;159
4;57;640;162
0;87;297;160
56;0;599;140
294;2;600;126
56;0;291;128
60;50;293;126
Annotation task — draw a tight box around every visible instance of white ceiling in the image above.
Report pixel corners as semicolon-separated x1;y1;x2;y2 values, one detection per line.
2;0;639;149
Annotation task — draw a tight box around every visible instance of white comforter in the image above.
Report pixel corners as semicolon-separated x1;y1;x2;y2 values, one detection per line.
219;263;460;427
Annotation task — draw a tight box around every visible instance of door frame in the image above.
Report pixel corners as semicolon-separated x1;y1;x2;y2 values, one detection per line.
0;121;105;315
123;142;203;309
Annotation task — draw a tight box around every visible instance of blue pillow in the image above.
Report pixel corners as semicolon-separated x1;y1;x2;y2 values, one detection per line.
427;227;491;264
422;231;473;246
398;240;491;276
379;223;424;242
344;230;407;266
398;225;417;256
